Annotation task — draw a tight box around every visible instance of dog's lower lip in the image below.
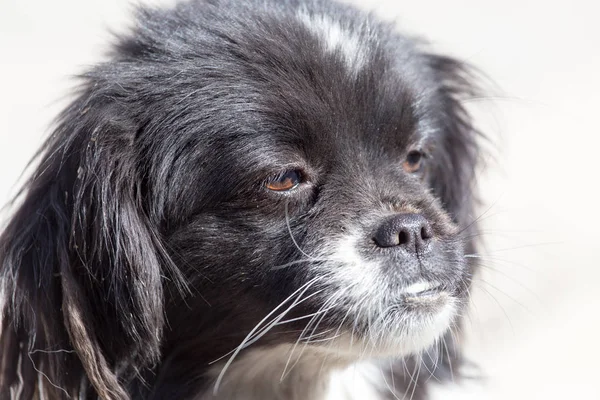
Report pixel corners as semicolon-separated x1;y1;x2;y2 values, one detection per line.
401;281;444;298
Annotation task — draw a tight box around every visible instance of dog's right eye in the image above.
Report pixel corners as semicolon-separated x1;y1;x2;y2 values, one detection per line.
403;150;424;174
265;170;303;192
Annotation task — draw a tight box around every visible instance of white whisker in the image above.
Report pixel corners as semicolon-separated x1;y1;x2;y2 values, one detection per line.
212;276;322;393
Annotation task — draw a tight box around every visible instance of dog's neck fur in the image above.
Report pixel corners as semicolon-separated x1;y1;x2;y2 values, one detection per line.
200;344;382;400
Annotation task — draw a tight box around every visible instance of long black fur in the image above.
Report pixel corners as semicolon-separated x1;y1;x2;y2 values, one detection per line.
0;0;483;399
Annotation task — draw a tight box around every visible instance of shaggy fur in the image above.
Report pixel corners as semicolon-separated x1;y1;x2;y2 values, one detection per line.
0;0;484;399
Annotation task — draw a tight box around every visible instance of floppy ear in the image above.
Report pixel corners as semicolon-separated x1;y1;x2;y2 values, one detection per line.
426;54;484;235
0;84;178;399
424;54;485;383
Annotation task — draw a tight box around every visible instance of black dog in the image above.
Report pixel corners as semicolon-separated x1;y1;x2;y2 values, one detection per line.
0;0;483;399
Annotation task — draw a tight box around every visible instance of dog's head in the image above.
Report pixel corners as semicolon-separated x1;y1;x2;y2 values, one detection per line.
0;0;482;398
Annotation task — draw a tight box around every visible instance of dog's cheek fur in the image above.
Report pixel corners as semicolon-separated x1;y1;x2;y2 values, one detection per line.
0;95;185;399
163;212;311;320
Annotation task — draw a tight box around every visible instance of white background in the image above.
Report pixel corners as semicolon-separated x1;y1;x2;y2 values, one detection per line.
1;0;599;398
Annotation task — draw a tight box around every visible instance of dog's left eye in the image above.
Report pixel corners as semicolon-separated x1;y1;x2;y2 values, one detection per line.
403;150;424;173
266;170;303;192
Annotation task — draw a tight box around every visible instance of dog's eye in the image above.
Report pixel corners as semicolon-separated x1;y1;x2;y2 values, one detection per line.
403;150;424;173
266;170;302;192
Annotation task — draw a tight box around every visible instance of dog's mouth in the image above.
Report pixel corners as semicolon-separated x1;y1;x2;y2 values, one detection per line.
397;281;454;312
310;279;457;358
401;281;444;297
401;280;448;301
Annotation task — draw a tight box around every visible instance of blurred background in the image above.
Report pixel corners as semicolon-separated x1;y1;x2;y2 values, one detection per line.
1;0;598;398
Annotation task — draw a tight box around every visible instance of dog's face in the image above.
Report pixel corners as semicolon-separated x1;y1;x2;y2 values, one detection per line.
152;4;475;362
164;36;471;358
0;0;481;398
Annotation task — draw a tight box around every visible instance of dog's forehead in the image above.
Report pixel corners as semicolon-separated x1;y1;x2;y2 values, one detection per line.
221;8;431;154
122;1;435;164
295;7;370;76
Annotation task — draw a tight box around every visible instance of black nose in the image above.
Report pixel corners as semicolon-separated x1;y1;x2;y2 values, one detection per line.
373;213;433;252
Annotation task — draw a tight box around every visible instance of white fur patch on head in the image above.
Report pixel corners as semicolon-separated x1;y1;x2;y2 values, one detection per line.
297;9;369;75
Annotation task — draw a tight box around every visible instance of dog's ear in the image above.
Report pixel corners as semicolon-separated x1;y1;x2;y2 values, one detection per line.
426;54;484;237
424;54;484;384
0;81;180;399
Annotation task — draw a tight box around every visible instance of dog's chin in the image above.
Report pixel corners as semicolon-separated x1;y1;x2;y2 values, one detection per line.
311;288;458;360
207;291;457;399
